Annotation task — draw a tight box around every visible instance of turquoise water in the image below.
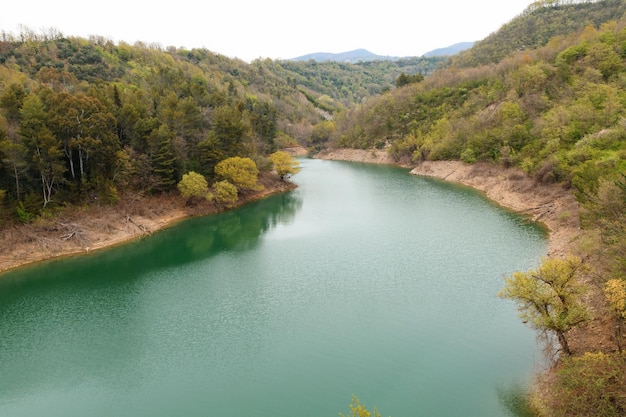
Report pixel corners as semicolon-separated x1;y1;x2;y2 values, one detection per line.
0;159;547;417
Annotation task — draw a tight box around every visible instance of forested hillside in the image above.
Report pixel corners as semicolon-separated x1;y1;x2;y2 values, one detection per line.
0;32;440;221
452;0;626;67
331;1;626;415
2;0;626;415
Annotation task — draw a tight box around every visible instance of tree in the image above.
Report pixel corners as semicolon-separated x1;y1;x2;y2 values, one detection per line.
210;105;252;157
47;91;119;187
177;171;209;201
148;125;178;192
499;256;590;356
0;83;26;124
395;72;424;88
213;180;237;207
19;93;66;208
0;138;28;200
214;156;261;191
269;150;300;180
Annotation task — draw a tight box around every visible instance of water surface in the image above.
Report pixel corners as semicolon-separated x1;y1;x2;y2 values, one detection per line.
0;159;546;417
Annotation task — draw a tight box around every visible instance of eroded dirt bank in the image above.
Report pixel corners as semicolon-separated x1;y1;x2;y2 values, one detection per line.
0;176;296;274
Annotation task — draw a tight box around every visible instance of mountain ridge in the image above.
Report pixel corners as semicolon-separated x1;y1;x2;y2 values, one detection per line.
290;43;474;62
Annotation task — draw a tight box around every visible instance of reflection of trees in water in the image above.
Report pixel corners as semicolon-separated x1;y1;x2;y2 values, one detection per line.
0;191;302;289
0;192;303;399
184;191;302;256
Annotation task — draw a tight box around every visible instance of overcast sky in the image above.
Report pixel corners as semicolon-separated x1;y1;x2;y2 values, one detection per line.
1;1;535;62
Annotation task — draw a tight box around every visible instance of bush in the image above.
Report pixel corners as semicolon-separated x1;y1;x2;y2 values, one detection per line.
215;157;261;191
214;180;238;207
460;147;477;164
177;171;209;201
15;201;33;224
546;352;626;417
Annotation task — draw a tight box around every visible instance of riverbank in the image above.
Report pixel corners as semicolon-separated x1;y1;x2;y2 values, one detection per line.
315;149;580;258
0;175;296;274
314;148;616;355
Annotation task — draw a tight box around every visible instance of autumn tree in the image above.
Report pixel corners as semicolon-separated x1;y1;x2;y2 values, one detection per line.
269;150;300;180
214;156;261;191
499;256;590;356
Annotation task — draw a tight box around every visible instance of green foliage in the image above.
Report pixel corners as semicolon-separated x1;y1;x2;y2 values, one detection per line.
499;256;590;355
278;56;446;107
15;200;33;223
460;147;477;164
452;0;626;67
177;171;209;200
583;174;626;279
546;352;626;417
605;278;626;351
213;180;237;207
214;156;261;191
148;125;177;193
269;151;300;179
395;72;424;88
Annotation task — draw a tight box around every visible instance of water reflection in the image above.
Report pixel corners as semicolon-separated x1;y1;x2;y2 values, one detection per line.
0;190;302;288
0;190;302;404
0;159;545;417
498;383;537;417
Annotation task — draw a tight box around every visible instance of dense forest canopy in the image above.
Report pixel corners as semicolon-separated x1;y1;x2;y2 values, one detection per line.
0;31;441;217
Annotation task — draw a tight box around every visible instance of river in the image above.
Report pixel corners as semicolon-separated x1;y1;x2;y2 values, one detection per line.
0;158;547;417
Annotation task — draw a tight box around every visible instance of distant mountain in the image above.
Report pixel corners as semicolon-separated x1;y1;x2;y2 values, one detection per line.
290;49;398;63
422;42;475;57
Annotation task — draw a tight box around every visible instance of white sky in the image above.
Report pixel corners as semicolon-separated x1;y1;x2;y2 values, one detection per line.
1;1;535;62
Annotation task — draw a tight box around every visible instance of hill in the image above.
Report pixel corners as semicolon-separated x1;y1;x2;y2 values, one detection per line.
422;42;475;57
452;0;626;67
329;2;626;413
289;48;396;62
2;1;626;414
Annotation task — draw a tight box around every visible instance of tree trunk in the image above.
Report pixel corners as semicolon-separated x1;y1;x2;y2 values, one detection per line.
13;164;20;200
557;330;571;355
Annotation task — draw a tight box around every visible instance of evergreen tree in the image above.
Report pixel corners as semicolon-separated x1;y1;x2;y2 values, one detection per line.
148;125;177;192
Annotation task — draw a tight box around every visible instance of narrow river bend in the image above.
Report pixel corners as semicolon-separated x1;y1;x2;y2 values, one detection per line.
0;159;547;417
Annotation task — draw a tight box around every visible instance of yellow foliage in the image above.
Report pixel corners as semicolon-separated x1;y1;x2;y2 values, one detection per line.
339;396;383;417
269;151;300;179
499;256;590;354
215;157;261;190
213;180;238;207
177;171;209;200
605;279;626;320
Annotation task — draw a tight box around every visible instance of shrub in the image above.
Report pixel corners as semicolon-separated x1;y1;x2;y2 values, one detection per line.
546;352;626;417
214;180;238;207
